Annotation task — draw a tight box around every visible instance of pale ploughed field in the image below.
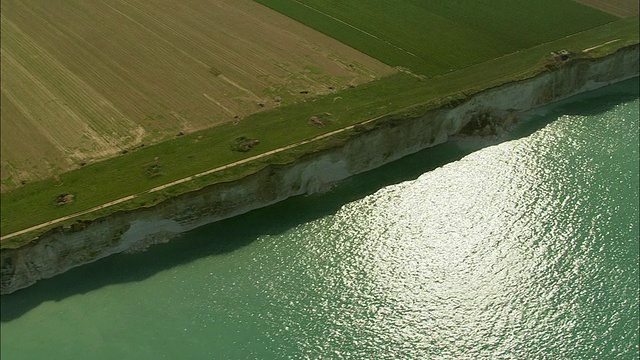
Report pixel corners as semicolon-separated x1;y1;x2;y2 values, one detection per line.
573;0;639;18
0;0;393;190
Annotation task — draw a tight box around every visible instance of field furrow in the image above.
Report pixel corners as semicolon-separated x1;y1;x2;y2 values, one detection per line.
1;0;393;188
0;92;71;187
1;17;143;153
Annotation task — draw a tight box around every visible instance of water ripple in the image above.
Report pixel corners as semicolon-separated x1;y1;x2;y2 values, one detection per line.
1;87;638;359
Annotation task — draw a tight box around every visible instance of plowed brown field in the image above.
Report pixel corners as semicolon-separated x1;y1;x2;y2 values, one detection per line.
573;0;639;18
0;0;393;189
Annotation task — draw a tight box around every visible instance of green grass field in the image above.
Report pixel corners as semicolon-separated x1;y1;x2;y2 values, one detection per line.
254;0;617;75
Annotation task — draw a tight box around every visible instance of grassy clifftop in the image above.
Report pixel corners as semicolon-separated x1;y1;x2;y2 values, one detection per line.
1;16;638;249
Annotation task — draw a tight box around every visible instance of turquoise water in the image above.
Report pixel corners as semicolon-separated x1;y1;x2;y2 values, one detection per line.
1;78;638;359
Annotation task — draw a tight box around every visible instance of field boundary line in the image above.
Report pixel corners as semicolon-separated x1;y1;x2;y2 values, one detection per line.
291;0;421;60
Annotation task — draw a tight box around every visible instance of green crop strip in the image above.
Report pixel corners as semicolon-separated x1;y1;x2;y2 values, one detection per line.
254;0;617;76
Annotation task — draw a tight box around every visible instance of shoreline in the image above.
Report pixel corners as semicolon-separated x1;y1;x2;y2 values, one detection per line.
1;44;638;295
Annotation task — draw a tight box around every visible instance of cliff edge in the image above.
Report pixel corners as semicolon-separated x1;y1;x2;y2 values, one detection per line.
2;44;638;295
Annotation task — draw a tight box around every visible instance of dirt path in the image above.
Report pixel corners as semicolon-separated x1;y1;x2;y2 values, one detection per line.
582;39;621;53
0;118;375;241
0;195;137;240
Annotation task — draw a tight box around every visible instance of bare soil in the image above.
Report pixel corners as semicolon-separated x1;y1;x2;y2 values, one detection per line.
0;0;393;190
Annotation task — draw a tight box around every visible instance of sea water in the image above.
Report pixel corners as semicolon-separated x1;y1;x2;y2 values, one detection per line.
1;78;638;359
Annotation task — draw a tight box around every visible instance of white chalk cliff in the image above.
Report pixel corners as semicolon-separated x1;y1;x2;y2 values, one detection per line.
2;45;638;294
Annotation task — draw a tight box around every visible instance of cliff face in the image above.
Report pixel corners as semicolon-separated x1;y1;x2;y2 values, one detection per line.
2;45;638;295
